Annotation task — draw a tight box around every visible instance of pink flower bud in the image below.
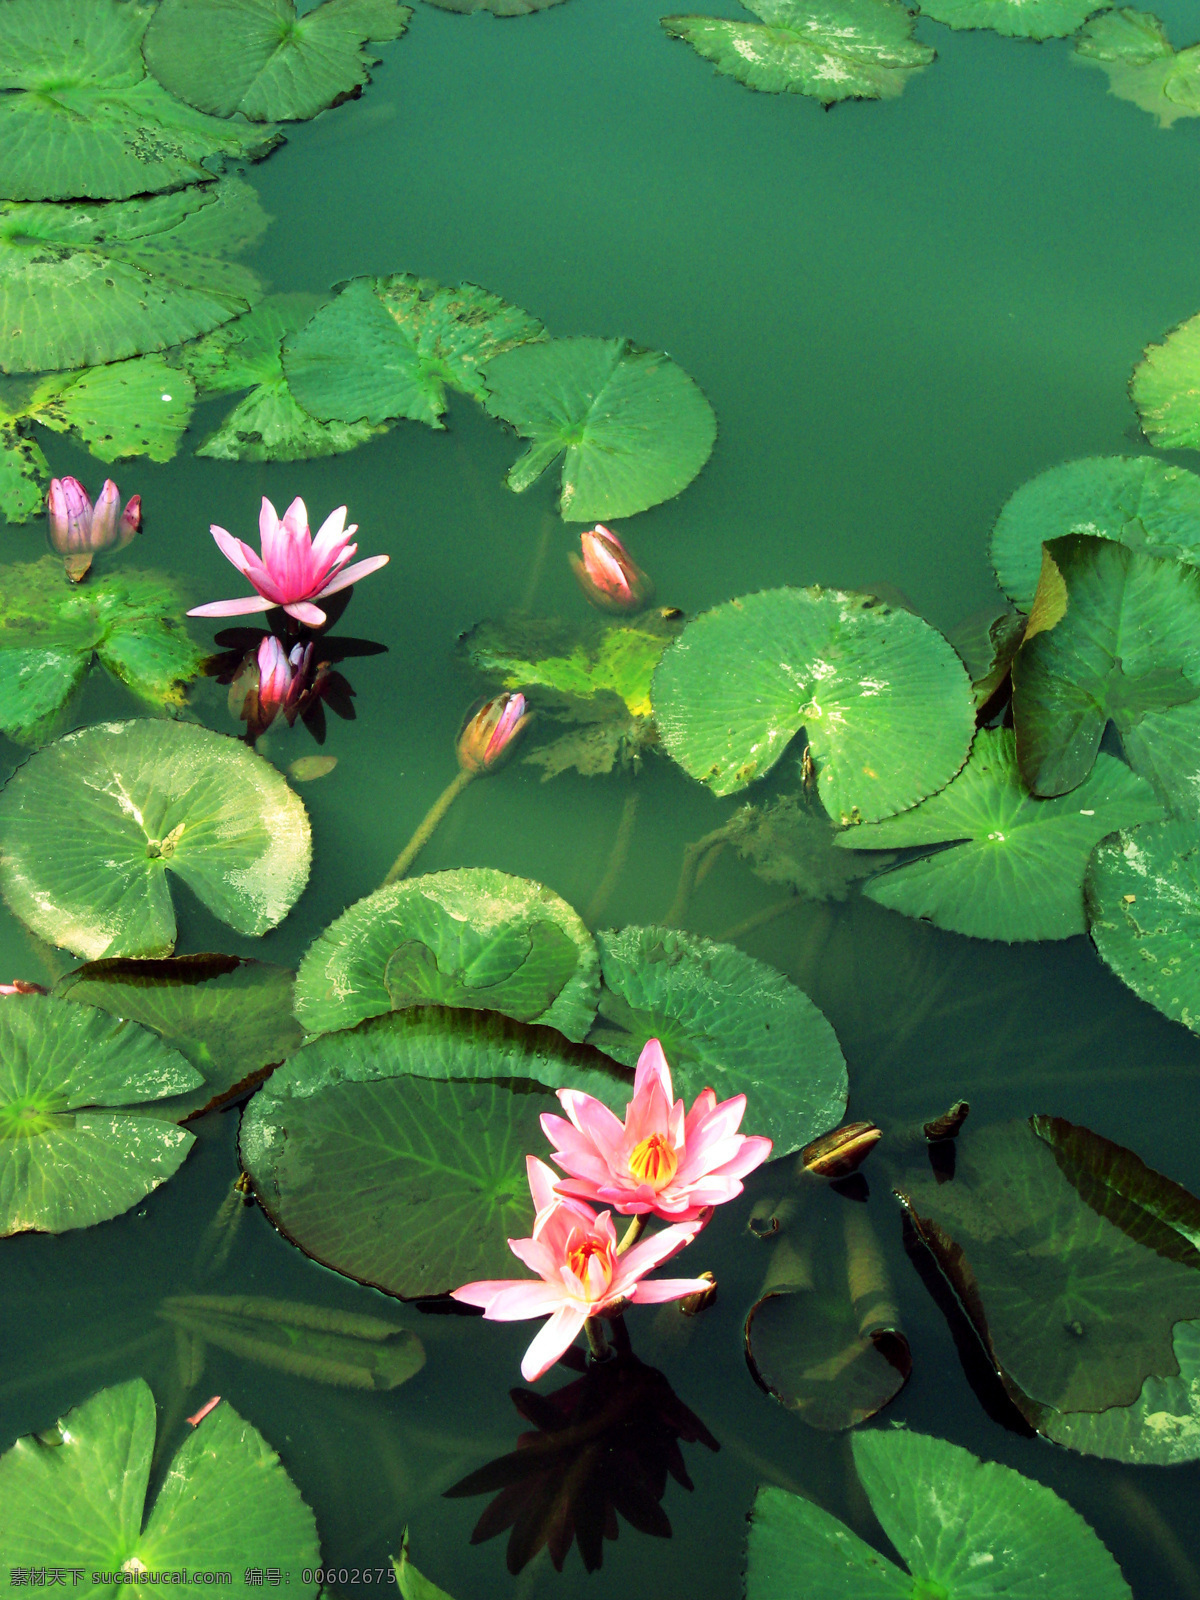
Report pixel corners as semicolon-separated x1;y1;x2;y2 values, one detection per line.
47;477;140;581
256;636;295;728
570;526;653;614
458;692;531;774
118;494;142;544
89;480;121;545
47;476;93;552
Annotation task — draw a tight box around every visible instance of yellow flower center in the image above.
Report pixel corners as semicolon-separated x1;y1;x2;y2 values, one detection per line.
566;1235;614;1292
627;1132;679;1190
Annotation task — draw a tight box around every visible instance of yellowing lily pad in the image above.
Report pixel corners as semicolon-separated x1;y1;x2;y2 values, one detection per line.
1075;9;1200;126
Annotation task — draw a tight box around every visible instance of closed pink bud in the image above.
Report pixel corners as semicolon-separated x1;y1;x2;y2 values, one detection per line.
89;480;121;545
256;636;295;727
118;494;142;544
47;476;140;581
458;692;531;774
570;526;653;614
47;476;93;552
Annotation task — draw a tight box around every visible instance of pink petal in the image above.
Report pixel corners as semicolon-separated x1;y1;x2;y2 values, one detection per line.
481;1281;565;1321
689;1095;748;1147
258;498;284;572
633;1038;674;1103
520;1305;588;1382
314;553;390;600
450;1278;525;1309
559;1090;626;1161
526;1155;560;1215
284;601;327;626
507;1236;558;1281
616;1219;702;1285
682;1088;719;1142
188;596;276;618
716;1134;773;1181
280;496;310;546
551;1149;621;1187
629;1276;714;1305
310;505;352;565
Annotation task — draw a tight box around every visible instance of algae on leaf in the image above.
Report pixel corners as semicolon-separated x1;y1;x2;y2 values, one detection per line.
0;720;312;958
918;0;1107;38
1075;9;1200;126
662;0;935;105
0;178;269;373
1132;312;1200;452
0;1379;320;1582
145;0;410;123
483;336;717;521
0;0;280;202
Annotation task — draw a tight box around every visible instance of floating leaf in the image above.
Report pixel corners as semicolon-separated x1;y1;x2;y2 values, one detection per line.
0;0;280;203
1075;9;1200;126
0;558;208;746
395;1531;456;1600
0;1378;320;1577
145;0;410;123
284;274;544;429
837;728;1162;942
422;0;565;11
482;337;717;521
240;1009;632;1298
294;868;599;1041
747;1430;1131;1599
1086;818;1200;1032
0;992;199;1235
56;954;303;1121
653;587;975;819
918;0;1107;38
0;720;312;959
1012;533;1200;815
1038;1320;1200;1465
587;925;846;1155
0;178;269;374
289;754;338;781
662;0;934;105
1132;311;1200;452
158;1294;425;1389
991;456;1200;611
898;1116;1200;1461
180;295;383;461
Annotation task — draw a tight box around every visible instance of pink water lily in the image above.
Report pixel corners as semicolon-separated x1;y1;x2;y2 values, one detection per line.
542;1038;773;1222
451;1157;710;1381
457;692;531;773
188;496;388;628
569;525;653;614
47;476;140;581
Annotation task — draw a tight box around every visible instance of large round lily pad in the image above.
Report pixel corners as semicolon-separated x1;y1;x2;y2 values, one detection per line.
0;720;312;959
587;925;845;1155
837;728;1162;942
1133;309;1200;452
1076;10;1200;129
0;178;268;373
662;0;935;105
284;274;544;429
0;1378;320;1584
57;954;303;1121
0;558;208;747
240;1008;632;1298
482;336;717;521
1086;817;1200;1031
918;0;1107;38
144;0;410;123
990;455;1200;612
294;868;600;1041
1012;533;1200;815
653;587;975;820
747;1430;1131;1599
0;992;200;1235
0;0;279;202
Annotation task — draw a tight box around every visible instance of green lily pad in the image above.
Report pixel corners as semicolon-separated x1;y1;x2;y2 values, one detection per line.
0;991;200;1236
662;0;935;106
1075;9;1200;125
1086;817;1200;1031
294;868;600;1041
1012;533;1200;815
240;1008;633;1298
918;0;1107;38
482;336;717;521
587;925;845;1155
0;0;280;203
56;954;303;1121
836;728;1162;942
0;558;208;746
394;1531;456;1600
1132;311;1200;452
180;294;384;461
897;1116;1200;1454
990;456;1200;611
0;720;312;959
652;587;975;819
1039;1319;1200;1465
283;274;544;429
0;1378;320;1581
144;0;410;123
747;1430;1131;1599
0;178;269;374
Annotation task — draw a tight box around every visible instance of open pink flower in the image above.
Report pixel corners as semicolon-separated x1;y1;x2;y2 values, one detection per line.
542;1039;772;1222
451;1157;710;1381
188;496;388;628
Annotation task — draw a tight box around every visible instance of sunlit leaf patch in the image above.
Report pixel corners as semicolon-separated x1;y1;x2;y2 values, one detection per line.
1075;9;1200;126
0;178;269;374
0;1379;320;1580
1132;311;1200;452
918;0;1108;38
662;0;935;105
587;925;846;1154
837;728;1162;942
0;720;312;959
0;992;199;1236
482;336;717;521
653;586;975;818
422;0;565;12
747;1429;1132;1597
294;867;600;1041
144;0;410;124
0;0;280;202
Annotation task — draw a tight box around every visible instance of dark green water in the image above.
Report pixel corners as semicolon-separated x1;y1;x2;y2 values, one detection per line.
4;0;1200;1593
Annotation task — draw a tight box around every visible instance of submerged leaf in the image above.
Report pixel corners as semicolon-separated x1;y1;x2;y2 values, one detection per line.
662;0;935;105
918;0;1107;38
422;0;566;11
719;792;894;901
482;337;717;521
1075;9;1200;126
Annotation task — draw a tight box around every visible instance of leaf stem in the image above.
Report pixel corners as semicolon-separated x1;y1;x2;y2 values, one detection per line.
583;1316;610;1362
383;768;475;885
617;1215;645;1255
